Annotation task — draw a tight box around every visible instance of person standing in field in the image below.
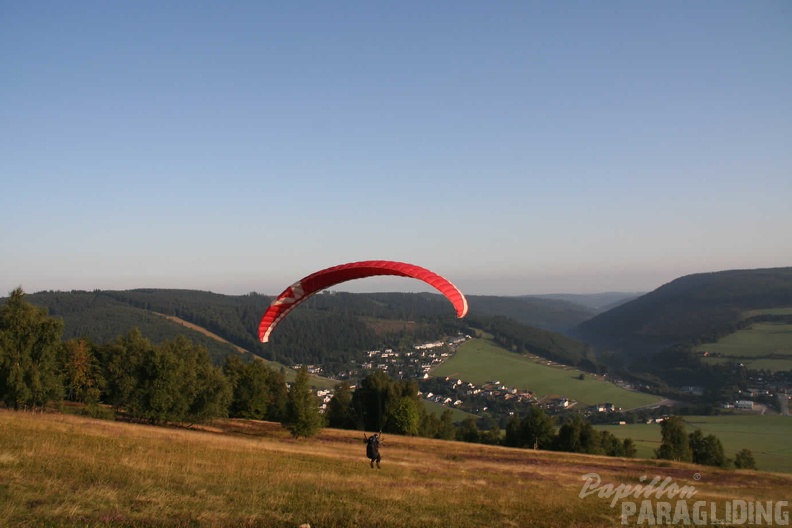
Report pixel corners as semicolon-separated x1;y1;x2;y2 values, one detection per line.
363;432;382;469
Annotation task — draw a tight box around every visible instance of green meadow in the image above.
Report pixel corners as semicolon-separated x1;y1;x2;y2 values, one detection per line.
696;320;792;371
598;415;792;473
431;339;661;409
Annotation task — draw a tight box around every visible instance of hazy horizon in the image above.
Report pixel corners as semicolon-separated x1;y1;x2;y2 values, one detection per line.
8;263;792;299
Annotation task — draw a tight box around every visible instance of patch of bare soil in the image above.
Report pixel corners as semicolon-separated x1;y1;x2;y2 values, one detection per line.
153;312;251;354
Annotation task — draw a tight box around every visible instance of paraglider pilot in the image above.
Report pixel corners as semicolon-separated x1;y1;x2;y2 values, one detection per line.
363;432;382;469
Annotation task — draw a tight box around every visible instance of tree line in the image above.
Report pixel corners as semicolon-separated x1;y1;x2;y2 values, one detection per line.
654;416;756;469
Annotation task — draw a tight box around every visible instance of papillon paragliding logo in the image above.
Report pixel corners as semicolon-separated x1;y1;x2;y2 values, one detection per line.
579;472;790;526
258;260;469;343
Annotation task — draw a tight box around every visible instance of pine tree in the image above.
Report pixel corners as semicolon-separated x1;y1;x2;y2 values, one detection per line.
282;366;325;439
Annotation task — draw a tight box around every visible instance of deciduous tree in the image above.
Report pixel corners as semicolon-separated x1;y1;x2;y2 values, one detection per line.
655;416;692;462
326;381;355;429
60;338;102;404
391;396;420;436
734;448;757;470
689;429;727;467
224;355;271;420
555;415;599;454
282;366;325;438
0;288;64;410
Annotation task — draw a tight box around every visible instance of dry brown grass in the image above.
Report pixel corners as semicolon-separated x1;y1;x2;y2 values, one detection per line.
1;409;790;527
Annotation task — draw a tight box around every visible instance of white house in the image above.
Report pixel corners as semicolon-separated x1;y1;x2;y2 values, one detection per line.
736;400;754;409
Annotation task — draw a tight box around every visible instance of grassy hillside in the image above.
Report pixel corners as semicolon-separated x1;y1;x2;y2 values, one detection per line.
598;415;792;473
431;339;661;409
695;320;792;372
575;267;792;355
2;410;790;528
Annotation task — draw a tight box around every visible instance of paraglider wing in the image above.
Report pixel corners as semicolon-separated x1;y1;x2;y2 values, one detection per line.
258;260;468;342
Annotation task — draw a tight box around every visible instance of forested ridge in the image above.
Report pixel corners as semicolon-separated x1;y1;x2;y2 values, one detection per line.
9;288;594;372
575;267;792;355
7;266;791;392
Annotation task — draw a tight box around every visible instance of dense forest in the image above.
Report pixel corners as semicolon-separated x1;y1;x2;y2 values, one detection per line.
13;288;593;374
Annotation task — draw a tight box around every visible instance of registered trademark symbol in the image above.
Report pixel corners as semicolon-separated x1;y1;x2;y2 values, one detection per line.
693;473;701;480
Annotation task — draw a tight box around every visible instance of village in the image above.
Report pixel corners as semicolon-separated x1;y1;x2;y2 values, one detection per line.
297;335;627;420
296;339;792;421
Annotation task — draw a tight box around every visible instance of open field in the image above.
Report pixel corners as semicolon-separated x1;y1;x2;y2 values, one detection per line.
2;410;791;528
696;321;792;372
701;357;792;372
431;339;661;409
597;415;792;473
745;307;792;316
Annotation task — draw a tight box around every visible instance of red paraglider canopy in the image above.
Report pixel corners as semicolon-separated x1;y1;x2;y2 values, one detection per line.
258;260;468;343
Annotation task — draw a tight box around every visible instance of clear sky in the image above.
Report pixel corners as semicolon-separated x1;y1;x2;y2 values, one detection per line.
2;1;791;297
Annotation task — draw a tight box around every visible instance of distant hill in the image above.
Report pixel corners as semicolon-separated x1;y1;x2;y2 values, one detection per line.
7;288;593;373
466;295;596;332
522;292;644;313
19;290;250;364
574;267;792;356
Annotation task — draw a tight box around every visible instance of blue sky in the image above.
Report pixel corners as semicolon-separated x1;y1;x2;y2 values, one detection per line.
2;1;790;296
